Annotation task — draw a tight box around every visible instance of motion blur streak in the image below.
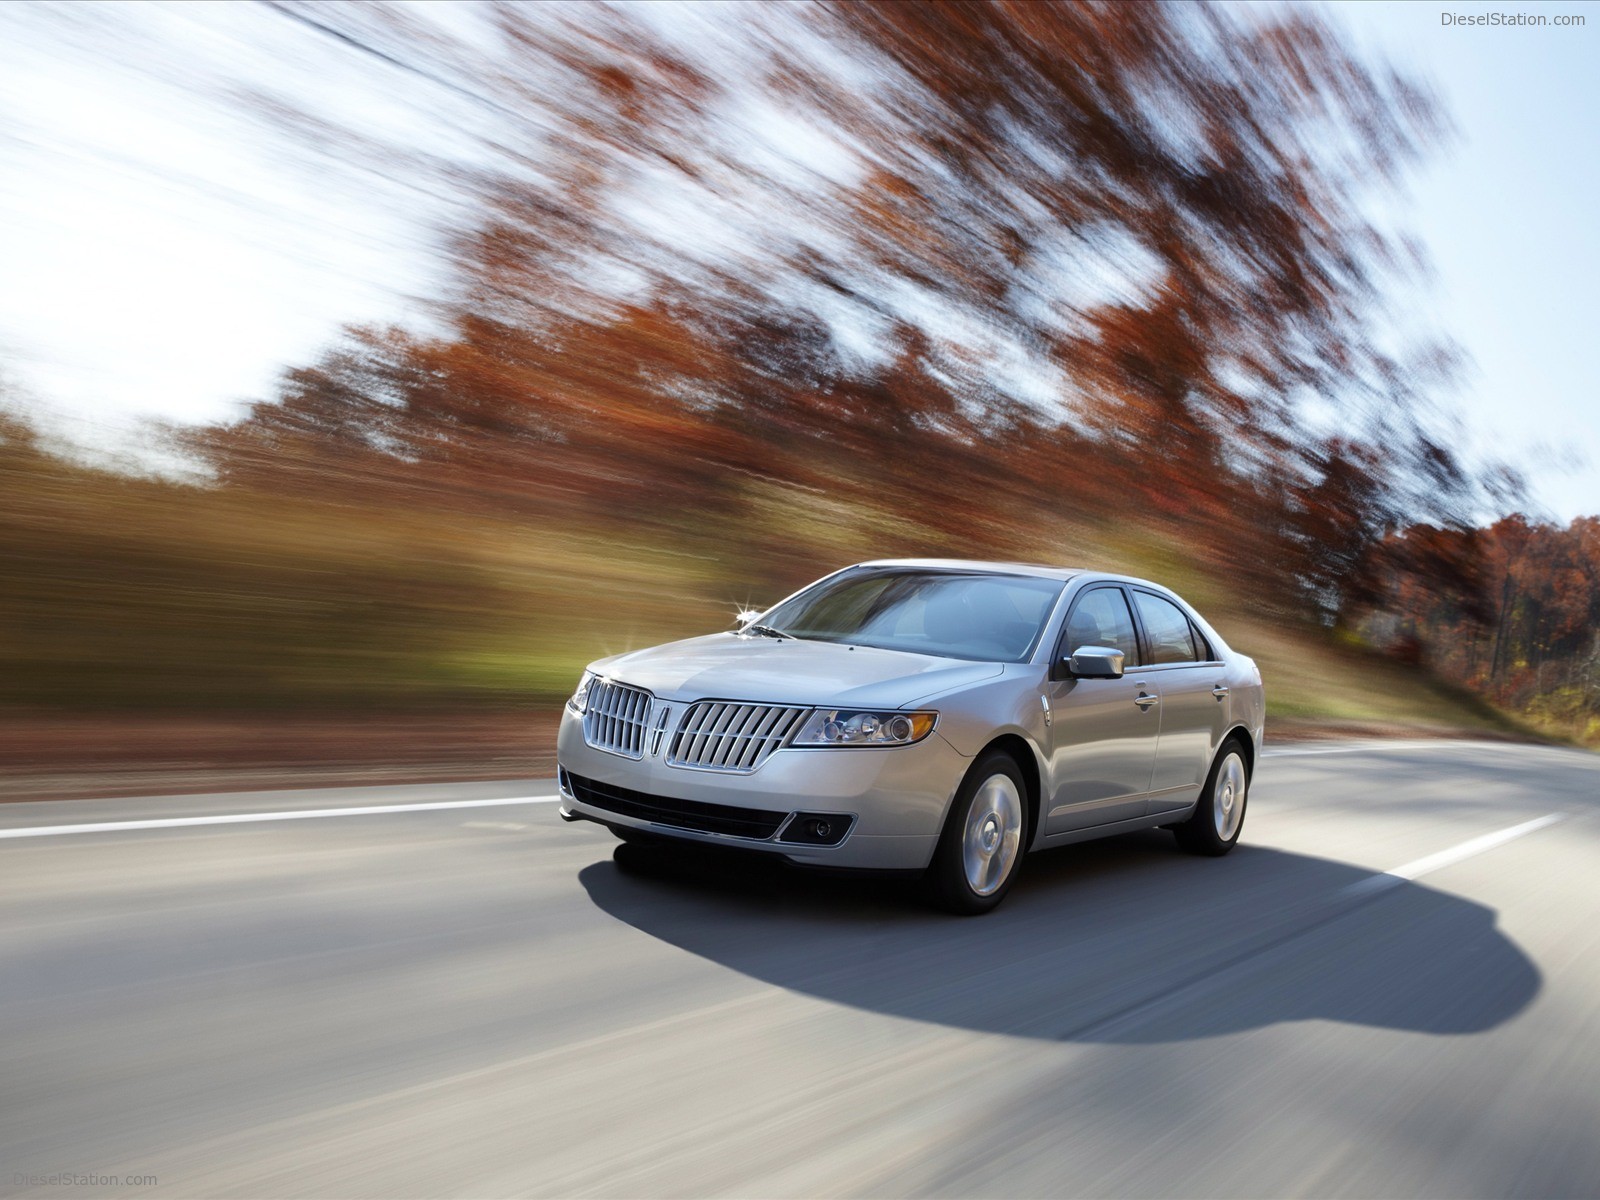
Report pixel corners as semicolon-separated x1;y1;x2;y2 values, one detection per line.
2;1;1592;805
2;6;1596;1196
0;793;558;840
4;743;1599;1196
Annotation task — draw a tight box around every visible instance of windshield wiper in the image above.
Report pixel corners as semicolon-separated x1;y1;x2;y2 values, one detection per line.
741;623;795;640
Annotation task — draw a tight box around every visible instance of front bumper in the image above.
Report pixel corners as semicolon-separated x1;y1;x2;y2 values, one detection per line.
555;706;969;870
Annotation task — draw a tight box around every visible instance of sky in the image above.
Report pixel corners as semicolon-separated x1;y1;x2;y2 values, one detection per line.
1335;0;1599;521
0;1;454;468
0;0;1595;519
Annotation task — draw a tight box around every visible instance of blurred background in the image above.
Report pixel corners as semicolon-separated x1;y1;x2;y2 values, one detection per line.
2;0;1595;801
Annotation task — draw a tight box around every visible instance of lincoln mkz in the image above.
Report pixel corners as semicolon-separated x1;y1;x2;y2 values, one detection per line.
557;560;1264;913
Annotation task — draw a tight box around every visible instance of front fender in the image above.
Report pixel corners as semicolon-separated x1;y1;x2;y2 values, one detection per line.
926;666;1049;757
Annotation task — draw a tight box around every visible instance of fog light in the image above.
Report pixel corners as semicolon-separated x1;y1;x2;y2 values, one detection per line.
777;811;855;846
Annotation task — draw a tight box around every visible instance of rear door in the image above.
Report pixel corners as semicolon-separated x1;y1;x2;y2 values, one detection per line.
1043;585;1161;834
1129;589;1229;816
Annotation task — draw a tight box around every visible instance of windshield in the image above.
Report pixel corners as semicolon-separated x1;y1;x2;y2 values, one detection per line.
759;569;1064;662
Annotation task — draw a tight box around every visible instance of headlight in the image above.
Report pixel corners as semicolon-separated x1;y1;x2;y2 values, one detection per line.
792;709;937;746
568;671;597;714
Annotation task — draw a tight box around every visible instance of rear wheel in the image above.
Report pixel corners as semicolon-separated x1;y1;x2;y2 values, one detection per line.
927;751;1029;915
1174;739;1249;856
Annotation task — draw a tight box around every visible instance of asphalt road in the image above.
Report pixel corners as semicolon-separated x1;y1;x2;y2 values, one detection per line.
3;740;1599;1198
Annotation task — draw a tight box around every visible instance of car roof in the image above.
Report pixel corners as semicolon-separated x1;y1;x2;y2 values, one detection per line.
854;558;1087;582
853;558;1186;593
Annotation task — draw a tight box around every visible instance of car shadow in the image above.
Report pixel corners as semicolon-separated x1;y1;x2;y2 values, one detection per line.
578;831;1540;1043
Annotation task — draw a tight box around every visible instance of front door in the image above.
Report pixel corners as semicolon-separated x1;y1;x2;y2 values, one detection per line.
1044;586;1160;834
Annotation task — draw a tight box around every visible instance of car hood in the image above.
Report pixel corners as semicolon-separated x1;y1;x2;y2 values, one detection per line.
589;633;1004;709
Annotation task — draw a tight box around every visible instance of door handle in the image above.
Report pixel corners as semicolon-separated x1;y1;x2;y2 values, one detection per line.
1211;685;1230;700
1134;692;1158;709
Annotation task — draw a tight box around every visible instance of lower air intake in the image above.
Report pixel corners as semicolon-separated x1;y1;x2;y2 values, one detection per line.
563;771;786;840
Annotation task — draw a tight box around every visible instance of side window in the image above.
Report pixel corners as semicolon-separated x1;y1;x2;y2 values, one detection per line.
1061;588;1140;666
1132;591;1199;665
1189;619;1215;662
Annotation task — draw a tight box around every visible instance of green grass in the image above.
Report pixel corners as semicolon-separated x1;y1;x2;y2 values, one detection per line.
0;427;1569;745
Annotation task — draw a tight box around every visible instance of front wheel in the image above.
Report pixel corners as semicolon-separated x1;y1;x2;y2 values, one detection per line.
926;751;1029;915
1174;739;1249;856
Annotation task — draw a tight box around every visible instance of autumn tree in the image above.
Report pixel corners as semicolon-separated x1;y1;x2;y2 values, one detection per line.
206;0;1486;612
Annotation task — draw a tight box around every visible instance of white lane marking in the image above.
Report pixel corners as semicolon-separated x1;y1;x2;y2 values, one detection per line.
1340;813;1566;898
0;795;561;840
1262;740;1501;758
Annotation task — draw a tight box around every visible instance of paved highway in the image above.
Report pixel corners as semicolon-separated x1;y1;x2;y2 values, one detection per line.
3;740;1599;1198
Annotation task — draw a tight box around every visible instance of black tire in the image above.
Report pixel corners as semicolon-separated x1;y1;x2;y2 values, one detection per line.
1174;737;1250;856
611;837;671;877
925;750;1030;915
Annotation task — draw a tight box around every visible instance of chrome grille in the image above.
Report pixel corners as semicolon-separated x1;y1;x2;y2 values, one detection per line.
581;680;652;759
667;702;808;773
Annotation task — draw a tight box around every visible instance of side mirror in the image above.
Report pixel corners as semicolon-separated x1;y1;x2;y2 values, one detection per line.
1066;645;1124;679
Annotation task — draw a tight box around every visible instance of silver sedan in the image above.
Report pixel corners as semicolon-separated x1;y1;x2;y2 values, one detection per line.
557;559;1265;913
